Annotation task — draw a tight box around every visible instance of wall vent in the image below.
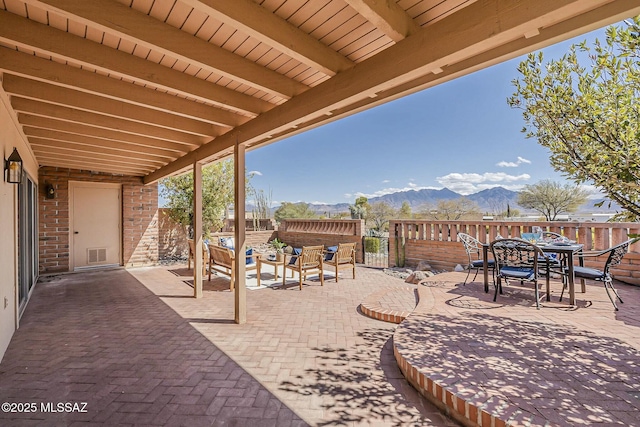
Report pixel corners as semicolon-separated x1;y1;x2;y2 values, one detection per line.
87;248;107;264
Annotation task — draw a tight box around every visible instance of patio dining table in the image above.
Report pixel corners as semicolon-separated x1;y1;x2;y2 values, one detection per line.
482;241;585;306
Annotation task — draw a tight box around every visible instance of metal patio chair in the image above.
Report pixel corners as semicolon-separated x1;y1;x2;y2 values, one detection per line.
458;232;494;285
490;238;550;309
562;238;639;310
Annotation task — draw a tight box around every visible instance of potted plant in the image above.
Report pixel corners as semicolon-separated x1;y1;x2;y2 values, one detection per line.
270;238;286;262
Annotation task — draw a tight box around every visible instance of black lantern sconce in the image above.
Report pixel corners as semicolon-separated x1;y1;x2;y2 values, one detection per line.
4;148;23;184
45;182;55;199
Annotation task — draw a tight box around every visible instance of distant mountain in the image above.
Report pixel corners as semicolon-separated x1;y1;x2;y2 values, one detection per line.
298;186;620;216
466;187;520;213
305;187;519;214
369;188;460;208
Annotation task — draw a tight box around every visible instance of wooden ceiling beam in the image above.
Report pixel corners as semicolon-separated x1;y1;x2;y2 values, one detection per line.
3;75;223;136
144;0;622;183
344;0;420;42
23;127;179;159
18;114;190;154
0;48;249;128
29;138;168;165
35;154;154;175
283;0;640;135
23;0;307;98
0;9;271;115
11;98;204;148
183;0;353;75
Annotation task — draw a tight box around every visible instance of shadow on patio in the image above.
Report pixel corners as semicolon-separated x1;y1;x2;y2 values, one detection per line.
0;266;456;426
394;276;640;426
0;269;306;426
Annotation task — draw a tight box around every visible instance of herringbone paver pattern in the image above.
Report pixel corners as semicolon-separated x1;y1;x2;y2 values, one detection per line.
0;269;306;426
396;272;640;427
133;266;457;426
0;266;456;426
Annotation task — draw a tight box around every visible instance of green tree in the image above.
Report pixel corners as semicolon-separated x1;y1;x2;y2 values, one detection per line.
349;196;370;220
517;180;588;221
421;197;480;220
398;201;412;219
367;201;396;234
274;202;317;222
160;160;252;237
509;17;640;221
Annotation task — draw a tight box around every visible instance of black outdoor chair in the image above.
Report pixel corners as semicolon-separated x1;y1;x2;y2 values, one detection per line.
458;232;494;285
539;231;570;279
562;238;639;310
490;238;550;309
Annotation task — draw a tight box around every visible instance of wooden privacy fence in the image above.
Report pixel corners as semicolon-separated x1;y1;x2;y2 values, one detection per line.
389;220;640;286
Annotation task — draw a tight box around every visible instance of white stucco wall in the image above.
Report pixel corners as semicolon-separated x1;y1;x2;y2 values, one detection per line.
0;90;39;361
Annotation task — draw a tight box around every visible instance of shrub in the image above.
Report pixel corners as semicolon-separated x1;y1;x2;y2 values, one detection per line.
364;237;380;253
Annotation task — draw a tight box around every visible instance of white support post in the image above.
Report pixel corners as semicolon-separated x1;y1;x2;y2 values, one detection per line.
193;161;203;298
234;141;246;324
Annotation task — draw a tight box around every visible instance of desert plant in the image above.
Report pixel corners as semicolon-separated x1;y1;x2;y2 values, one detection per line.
364;237;380;253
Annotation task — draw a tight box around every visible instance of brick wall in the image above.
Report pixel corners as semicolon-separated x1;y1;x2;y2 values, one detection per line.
389;220;640;286
39;167;159;273
158;208;189;259
211;230;278;249
278;219;365;263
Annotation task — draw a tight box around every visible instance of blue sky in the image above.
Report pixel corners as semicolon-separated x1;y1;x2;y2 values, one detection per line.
245;26;610;206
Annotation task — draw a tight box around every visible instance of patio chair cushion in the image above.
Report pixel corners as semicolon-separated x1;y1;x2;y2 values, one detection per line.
538;255;561;265
471;259;494;268
324;246;338;261
219;237;235;249
571;266;604;280
218;238;254;264
289;247;302;264
500;266;535;280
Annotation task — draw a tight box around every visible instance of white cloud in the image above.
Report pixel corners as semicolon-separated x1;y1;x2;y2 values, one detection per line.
496;156;532;168
436;172;531;195
517;156;532;164
382;179;390;183
248;170;263;176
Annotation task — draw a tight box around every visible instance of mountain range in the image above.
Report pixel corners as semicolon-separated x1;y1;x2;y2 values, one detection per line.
304;186;619;216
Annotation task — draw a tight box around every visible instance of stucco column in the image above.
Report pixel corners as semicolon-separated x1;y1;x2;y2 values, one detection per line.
193;161;203;298
234;141;246;324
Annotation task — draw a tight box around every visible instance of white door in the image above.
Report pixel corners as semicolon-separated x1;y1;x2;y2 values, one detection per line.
70;182;121;270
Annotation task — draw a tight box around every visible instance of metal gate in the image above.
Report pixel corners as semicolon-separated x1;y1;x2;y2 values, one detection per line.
363;236;389;268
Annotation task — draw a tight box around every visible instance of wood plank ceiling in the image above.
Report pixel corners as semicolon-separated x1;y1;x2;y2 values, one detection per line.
0;0;638;183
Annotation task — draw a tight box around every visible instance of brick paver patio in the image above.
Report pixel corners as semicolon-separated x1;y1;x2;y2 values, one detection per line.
1;264;639;426
0;266;454;426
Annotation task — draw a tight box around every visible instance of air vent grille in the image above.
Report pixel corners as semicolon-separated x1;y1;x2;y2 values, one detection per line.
87;248;107;264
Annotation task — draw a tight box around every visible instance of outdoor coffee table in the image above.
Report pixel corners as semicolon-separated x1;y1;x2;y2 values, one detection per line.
256;255;287;287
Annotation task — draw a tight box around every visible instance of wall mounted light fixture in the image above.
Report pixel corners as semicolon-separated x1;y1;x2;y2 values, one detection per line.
45;182;55;199
4;148;23;184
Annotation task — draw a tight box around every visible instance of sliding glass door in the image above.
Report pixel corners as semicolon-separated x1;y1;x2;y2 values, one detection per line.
18;173;38;315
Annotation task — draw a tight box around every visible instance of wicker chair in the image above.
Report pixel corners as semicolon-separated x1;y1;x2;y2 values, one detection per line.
282;245;325;290
324;242;356;282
